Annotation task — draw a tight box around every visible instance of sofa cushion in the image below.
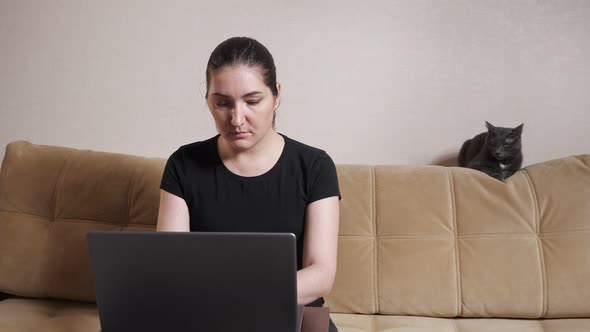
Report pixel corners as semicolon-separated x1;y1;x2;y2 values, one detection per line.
0;298;99;332
0;141;161;302
326;155;590;318
326;165;377;314
330;313;590;332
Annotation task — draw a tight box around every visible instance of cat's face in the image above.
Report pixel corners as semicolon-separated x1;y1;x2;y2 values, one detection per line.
485;122;524;160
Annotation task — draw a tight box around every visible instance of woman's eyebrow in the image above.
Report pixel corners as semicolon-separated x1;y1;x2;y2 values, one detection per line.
211;92;230;98
242;91;263;98
211;91;263;98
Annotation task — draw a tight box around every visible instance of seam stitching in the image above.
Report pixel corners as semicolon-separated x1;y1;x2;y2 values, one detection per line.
523;169;547;318
126;161;143;227
44;151;74;298
449;169;462;317
371;166;379;314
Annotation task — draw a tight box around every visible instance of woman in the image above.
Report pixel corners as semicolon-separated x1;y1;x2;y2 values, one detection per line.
157;36;340;331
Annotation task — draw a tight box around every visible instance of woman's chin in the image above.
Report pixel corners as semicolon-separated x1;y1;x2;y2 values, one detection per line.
224;134;254;150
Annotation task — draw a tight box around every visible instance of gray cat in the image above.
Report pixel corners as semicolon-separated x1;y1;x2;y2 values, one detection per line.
458;121;524;181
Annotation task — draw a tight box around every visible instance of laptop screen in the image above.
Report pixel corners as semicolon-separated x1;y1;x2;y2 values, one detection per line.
88;231;298;332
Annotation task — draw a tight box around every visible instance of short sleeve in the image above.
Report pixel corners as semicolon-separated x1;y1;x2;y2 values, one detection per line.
308;152;341;203
160;148;185;199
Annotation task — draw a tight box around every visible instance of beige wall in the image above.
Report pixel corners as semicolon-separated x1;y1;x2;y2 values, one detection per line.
1;0;589;167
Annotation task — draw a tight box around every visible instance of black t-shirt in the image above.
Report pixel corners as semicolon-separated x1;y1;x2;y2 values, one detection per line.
160;133;341;306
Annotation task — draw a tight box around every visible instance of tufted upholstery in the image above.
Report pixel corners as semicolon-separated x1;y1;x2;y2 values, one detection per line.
0;141;162;302
0;140;589;331
327;158;590;319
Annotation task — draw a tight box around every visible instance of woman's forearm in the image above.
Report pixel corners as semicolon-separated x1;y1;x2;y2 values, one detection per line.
296;263;335;305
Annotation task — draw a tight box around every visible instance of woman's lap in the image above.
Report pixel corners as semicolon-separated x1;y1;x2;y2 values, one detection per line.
328;318;338;332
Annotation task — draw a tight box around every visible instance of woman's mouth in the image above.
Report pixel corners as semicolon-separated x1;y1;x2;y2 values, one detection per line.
231;131;250;139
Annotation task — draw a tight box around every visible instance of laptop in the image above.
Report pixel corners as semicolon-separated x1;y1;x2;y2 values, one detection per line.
87;231;303;332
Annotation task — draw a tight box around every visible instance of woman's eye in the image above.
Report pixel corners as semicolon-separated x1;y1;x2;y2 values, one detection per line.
216;101;230;108
246;100;261;105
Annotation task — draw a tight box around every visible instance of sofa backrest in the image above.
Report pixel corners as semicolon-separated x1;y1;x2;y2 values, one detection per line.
0;141;161;302
0;141;589;319
329;156;590;319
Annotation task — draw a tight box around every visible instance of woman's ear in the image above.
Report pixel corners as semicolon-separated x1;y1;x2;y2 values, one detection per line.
275;82;282;110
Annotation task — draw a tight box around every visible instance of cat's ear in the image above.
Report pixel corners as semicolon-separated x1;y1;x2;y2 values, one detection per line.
513;123;524;136
485;121;496;131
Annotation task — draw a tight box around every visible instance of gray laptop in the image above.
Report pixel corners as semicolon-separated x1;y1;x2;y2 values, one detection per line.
87;231;302;332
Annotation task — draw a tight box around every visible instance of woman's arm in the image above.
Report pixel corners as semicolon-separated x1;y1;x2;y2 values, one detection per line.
297;196;340;305
156;190;190;232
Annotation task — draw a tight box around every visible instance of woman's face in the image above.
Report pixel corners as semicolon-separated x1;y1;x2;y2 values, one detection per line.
207;64;279;152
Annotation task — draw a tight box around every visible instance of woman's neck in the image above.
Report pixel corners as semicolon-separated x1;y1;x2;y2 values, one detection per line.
218;131;285;177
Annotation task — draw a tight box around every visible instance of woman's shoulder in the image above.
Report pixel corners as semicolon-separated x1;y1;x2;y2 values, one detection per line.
280;134;340;200
280;133;334;166
282;133;327;157
167;135;219;164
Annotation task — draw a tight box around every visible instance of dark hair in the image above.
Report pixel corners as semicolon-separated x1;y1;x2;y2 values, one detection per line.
205;37;278;99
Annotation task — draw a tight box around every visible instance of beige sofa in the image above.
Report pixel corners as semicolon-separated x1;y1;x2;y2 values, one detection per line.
0;140;589;331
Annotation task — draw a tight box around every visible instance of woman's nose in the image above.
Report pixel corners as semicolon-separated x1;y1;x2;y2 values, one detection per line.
230;104;245;127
